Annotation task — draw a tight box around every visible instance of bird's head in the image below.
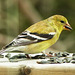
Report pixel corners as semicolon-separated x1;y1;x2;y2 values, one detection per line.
49;15;72;32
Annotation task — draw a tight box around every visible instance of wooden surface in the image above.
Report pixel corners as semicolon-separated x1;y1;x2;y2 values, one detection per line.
0;58;75;75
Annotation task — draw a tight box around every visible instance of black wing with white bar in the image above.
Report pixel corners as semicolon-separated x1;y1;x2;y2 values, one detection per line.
3;31;56;49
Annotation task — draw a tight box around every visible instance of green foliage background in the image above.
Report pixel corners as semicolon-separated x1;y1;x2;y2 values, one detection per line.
0;0;75;52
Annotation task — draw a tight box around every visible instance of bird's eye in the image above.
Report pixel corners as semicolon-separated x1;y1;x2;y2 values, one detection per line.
60;20;65;23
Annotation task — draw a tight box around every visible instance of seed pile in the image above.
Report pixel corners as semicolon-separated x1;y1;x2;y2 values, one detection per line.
0;52;75;63
37;52;75;64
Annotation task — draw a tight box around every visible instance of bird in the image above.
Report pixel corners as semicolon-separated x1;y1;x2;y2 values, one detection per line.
0;15;72;54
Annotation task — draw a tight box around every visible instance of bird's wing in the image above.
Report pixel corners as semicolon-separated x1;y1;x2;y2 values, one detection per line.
3;31;56;49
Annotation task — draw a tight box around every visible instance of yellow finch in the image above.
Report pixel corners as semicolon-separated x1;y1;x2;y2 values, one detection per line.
0;15;72;54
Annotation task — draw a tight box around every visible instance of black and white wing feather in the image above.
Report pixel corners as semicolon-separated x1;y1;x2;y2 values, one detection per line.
3;31;56;49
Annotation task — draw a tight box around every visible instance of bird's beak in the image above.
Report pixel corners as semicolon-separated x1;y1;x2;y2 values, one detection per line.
64;23;72;31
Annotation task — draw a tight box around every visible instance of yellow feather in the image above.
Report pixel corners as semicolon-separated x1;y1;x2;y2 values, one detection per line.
23;15;72;54
1;15;72;54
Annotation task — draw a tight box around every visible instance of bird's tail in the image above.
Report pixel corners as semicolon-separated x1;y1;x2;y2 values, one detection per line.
0;47;24;55
0;49;7;55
